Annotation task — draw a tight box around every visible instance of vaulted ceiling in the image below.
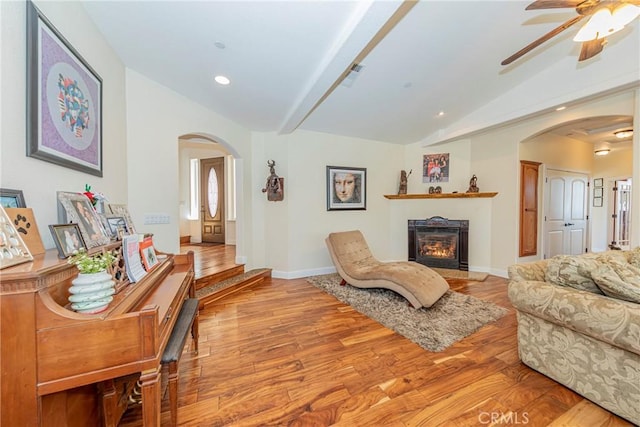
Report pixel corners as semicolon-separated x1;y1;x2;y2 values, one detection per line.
81;0;639;145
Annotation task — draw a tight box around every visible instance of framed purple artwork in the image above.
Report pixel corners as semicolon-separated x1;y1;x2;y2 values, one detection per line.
26;1;103;177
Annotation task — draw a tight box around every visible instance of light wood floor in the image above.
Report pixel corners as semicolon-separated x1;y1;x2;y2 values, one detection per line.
120;244;633;426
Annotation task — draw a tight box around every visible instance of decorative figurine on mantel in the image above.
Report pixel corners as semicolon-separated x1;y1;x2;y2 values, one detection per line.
467;174;479;193
261;160;284;201
398;169;412;195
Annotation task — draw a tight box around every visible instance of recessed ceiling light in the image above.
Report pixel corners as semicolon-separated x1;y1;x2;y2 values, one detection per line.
556;106;566;111
594;149;610;156
214;41;226;49
214;75;230;85
614;129;633;138
437;111;445;117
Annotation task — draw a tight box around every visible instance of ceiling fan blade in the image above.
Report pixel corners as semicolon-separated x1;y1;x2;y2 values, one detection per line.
525;0;585;10
578;38;605;61
502;15;586;65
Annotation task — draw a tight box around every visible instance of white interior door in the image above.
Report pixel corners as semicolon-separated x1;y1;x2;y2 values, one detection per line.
543;169;589;258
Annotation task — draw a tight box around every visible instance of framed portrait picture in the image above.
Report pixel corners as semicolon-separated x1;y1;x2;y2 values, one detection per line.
0;206;34;269
49;223;87;258
26;1;103;177
326;166;366;211
0;189;26;208
594;187;603;198
594;178;603;187
593;197;603;207
57;192;110;248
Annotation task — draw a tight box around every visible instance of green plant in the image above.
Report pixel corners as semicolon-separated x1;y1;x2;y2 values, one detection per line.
68;248;116;274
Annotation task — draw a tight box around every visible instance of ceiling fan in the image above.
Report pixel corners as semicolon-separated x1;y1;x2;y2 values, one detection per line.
502;0;640;65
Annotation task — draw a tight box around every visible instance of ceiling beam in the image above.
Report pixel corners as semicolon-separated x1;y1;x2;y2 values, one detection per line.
278;0;417;136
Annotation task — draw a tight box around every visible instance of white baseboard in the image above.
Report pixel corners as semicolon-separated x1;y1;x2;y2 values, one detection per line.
272;266;336;280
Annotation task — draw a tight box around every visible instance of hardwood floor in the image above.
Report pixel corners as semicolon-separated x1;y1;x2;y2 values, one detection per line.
120;245;633;426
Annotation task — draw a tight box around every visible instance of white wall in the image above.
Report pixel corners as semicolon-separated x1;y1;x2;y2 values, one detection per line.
124;69;251;254
255;130;403;278
0;0;127;249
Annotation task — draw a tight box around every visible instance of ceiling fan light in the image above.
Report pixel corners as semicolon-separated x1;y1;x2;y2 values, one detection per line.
612;4;640;27
594;148;610;156
574;8;623;42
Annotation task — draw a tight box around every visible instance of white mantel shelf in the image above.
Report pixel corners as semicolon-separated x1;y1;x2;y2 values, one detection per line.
384;192;498;200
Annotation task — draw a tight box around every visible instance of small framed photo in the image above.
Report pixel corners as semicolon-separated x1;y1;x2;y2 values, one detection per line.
49;223;87;258
326;166;366;211
0;189;26;208
106;216;129;240
594;178;603;187
57;191;110;248
594;187;603;198
107;203;136;234
593;197;603;207
139;238;159;271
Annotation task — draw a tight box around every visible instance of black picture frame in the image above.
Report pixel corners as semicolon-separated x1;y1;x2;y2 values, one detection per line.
326;166;366;211
26;1;103;177
0;189;26;208
593;197;603;208
49;223;87;258
594;178;603;187
594;187;603;198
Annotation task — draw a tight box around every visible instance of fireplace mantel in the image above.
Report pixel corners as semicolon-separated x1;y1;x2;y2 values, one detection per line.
384;192;498;200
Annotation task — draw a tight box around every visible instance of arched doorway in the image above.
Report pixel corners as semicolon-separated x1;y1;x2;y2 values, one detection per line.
178;133;244;261
519;115;633;257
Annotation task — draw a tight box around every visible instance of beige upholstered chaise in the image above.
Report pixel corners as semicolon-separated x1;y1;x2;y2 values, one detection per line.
325;230;449;309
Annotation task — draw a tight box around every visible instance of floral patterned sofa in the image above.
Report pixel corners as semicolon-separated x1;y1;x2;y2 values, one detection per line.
507;249;640;425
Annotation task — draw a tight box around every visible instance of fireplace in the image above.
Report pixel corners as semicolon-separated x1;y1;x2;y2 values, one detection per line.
408;217;469;270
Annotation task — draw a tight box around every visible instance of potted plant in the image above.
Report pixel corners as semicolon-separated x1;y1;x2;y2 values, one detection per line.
68;248;116;274
67;248;117;314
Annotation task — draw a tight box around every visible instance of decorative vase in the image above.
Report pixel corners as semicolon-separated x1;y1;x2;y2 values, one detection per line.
69;270;115;314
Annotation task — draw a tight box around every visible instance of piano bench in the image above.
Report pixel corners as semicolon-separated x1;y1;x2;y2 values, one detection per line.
161;298;199;427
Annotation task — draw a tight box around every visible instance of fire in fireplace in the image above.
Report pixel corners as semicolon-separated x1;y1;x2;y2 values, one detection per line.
408;217;469;270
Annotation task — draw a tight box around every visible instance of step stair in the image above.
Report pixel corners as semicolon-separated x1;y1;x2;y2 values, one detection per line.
196;268;272;309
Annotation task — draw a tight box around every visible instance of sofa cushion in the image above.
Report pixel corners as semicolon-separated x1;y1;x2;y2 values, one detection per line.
628;247;640;268
545;255;603;294
591;258;640;303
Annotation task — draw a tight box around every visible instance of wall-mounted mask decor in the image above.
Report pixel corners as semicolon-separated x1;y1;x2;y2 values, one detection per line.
261;160;284;202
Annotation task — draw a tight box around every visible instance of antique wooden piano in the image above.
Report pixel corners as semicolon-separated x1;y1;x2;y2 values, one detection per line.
0;244;195;426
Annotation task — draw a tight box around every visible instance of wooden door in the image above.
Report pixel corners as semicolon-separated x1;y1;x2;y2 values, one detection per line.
200;157;225;244
519;161;541;256
543;169;588;258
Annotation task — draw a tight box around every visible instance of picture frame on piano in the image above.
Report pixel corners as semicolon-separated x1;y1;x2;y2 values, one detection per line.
106;215;129;240
107;203;137;234
49;223;87;258
57;191;110;249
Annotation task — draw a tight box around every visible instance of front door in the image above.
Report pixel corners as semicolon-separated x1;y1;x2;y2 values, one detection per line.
543;169;588;258
200;157;225;244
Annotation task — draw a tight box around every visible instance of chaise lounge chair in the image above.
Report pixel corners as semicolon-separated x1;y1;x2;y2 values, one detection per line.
325;230;449;309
